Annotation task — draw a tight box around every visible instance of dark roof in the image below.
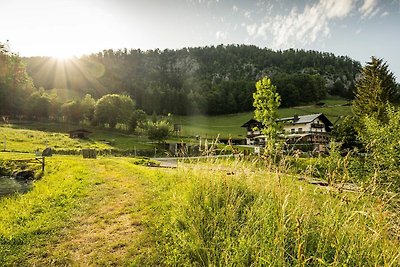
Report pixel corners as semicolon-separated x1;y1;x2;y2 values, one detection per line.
241;118;262;128
242;113;333;128
277;113;333;126
68;129;92;134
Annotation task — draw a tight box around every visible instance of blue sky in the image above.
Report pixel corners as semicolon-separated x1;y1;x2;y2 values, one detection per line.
1;0;399;79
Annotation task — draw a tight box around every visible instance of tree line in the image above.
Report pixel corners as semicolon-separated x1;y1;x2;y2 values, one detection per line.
0;42;172;140
23;45;363;115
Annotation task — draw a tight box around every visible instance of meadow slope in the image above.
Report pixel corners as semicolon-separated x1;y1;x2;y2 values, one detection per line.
0;153;399;266
174;101;351;138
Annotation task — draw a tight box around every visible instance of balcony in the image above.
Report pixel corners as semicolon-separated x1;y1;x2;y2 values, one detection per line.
311;123;324;128
247;131;261;138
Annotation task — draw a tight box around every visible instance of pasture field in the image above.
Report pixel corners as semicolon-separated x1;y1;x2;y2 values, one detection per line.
174;100;352;139
0;122;156;155
0;98;352;155
0;153;155;266
0;154;399;266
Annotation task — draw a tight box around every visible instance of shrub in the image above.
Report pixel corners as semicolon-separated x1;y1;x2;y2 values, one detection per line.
146;120;172;143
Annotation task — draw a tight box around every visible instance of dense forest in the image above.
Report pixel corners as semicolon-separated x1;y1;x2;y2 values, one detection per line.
23;45;362;115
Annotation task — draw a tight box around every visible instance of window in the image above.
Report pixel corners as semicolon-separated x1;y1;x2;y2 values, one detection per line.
291;129;295;133
298;128;303;133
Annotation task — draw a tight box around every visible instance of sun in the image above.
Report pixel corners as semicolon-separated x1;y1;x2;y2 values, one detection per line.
45;45;80;61
54;54;72;60
51;51;75;61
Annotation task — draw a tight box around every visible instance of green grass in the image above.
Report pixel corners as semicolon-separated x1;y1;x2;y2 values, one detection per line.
317;95;351;105
0;97;352;154
174;101;352;139
1;122;156;154
145;158;400;266
0;154;398;266
173;113;251;139
0;153;156;266
0;154;100;265
1;124;110;153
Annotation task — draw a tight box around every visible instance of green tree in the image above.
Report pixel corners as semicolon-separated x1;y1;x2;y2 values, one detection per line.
23;45;361;116
352;57;397;124
61;101;82;123
118;95;136;126
94;94;135;128
253;76;281;153
146;120;173;143
26;89;51;119
331;116;361;149
129;109;147;132
80;94;96;122
0;42;35;116
48;92;61;120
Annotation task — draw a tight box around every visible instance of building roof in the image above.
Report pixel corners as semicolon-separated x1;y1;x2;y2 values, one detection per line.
242;113;333;129
240;118;262;128
276;113;332;125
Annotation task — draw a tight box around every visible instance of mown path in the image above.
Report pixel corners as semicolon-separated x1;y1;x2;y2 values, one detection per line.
28;157;157;266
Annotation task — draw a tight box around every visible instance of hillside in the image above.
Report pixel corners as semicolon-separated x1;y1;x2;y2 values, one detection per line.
0;99;351;157
175;98;352;139
23;45;361;115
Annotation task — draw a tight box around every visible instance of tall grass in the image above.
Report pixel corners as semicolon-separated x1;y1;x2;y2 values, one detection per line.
146;158;400;266
0;156;103;265
1;152;399;266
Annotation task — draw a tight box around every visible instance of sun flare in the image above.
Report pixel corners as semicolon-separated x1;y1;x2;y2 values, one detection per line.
50;51;76;61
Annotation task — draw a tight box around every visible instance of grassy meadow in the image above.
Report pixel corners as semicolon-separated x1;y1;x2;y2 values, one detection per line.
2;98;397;266
0;153;155;266
0;97;352;156
0;154;399;266
1;122;156;155
174;99;351;139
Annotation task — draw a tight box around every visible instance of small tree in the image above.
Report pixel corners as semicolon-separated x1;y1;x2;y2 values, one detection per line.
146;120;173;143
129;109;147;132
253;76;281;154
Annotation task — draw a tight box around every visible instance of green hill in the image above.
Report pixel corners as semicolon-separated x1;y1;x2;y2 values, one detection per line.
175;100;351;139
24;46;360;115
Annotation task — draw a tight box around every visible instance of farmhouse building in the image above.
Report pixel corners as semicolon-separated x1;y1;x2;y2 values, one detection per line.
241;113;333;151
68;129;92;139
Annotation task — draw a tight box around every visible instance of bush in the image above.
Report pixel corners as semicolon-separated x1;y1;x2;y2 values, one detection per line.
360;105;400;191
146;120;172;143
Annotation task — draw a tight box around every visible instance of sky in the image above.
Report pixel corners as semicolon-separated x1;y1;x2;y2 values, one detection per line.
1;0;399;79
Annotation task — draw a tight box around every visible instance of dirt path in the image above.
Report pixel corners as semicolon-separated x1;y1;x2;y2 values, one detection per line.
33;158;154;266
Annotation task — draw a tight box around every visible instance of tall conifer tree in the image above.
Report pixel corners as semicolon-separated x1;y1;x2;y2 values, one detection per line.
352;57;397;123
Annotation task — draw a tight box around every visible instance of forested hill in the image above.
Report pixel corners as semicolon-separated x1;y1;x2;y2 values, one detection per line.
24;45;361;115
